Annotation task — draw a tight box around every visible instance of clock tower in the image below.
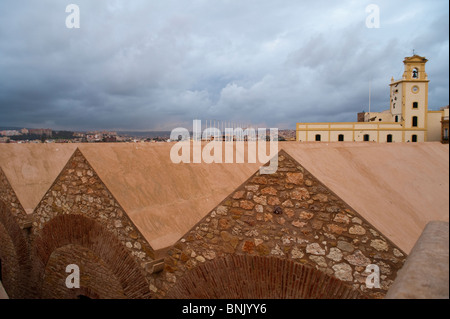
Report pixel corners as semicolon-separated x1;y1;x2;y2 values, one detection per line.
390;54;429;141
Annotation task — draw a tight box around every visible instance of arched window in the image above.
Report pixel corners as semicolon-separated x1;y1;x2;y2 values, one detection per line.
412;135;417;142
412;68;418;79
363;134;370;142
338;134;344;142
315;134;321;142
395;115;399;122
413;102;418;109
412;116;418;127
387;134;393;143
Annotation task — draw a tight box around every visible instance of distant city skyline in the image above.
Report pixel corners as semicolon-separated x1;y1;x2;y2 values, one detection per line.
0;0;448;131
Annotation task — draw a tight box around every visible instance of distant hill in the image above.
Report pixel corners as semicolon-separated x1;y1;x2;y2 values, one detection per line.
117;131;172;138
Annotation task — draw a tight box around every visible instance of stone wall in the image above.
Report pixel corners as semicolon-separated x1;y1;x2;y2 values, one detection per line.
156;150;407;299
0;168;32;299
0;167;29;224
386;221;449;299
30;149;153;298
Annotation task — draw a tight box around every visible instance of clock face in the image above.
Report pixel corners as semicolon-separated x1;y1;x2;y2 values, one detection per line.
412;86;419;93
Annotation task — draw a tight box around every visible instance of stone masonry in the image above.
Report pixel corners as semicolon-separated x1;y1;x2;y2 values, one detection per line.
156;150;407;299
30;149;154;298
0;167;29;225
0;168;31;298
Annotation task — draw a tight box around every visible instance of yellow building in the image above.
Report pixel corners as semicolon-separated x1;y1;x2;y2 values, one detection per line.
296;55;449;143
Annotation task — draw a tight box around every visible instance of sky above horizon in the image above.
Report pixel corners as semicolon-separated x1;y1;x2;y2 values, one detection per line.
0;0;448;131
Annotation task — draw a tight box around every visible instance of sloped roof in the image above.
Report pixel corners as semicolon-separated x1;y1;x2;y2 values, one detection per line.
0;142;448;254
404;55;428;63
281;142;449;253
77;143;264;251
0;144;77;213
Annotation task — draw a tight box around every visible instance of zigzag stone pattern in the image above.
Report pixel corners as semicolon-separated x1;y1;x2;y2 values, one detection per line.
159;150;407;299
0;167;29;224
30;149;153;298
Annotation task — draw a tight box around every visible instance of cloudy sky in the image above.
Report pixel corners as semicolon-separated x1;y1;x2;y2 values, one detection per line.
0;0;448;131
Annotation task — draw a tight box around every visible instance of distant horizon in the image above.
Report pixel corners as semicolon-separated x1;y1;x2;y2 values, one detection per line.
0;126;297;133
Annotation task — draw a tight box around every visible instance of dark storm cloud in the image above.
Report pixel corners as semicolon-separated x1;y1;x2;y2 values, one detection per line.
0;0;448;131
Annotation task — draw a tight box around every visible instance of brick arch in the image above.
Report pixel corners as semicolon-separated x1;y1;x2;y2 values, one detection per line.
41;244;127;299
0;200;30;298
166;254;366;299
32;214;150;299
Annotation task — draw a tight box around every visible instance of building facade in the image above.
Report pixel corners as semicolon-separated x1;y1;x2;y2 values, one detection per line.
28;129;52;137
297;55;449;143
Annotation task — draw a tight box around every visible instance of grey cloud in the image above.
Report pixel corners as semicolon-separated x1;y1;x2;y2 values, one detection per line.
0;0;448;130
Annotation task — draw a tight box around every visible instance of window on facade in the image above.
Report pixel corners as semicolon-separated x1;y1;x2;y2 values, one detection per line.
395;115;399;122
412;116;418;127
412;68;418;79
444;128;449;140
413;102;418;109
412;135;417;142
387;134;393;143
363;134;370;142
338;134;344;142
315;134;321;142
